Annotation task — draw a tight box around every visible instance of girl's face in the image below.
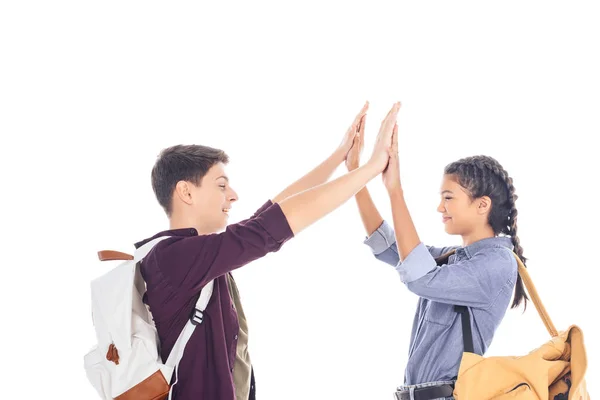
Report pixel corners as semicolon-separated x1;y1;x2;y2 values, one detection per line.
437;174;490;235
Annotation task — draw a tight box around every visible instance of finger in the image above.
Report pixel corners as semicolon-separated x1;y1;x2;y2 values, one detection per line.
381;102;400;131
382;102;401;136
358;114;366;138
392;123;398;150
354;101;369;127
384;102;395;119
386;102;401;125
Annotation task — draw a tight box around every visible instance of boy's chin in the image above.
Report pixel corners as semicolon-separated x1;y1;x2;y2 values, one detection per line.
216;217;229;230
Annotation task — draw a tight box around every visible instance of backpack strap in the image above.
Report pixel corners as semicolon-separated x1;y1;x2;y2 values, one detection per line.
454;305;474;353
134;236;172;262
165;280;215;368
164;280;215;399
512;253;558;337
98;250;134;261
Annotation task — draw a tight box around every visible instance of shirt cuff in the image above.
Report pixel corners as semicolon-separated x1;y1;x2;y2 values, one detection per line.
395;242;437;284
255;202;294;244
252;199;274;218
363;220;396;255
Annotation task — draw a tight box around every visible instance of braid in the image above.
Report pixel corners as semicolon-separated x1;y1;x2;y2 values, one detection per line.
445;155;529;310
504;174;529;310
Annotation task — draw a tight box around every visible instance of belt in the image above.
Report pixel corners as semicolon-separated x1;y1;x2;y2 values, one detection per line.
394;384;454;400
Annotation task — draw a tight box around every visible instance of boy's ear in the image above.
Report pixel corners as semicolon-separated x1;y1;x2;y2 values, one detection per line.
174;181;194;205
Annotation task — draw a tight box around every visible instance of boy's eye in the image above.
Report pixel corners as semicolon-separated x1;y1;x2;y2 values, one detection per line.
219;184;226;189
444;197;453;200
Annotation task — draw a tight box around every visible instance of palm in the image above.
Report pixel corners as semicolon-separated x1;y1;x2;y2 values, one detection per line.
368;102;400;171
340;102;368;170
345;116;365;170
382;122;400;191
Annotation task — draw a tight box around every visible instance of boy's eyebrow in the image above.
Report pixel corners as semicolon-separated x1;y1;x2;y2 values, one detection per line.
440;190;453;195
216;175;229;182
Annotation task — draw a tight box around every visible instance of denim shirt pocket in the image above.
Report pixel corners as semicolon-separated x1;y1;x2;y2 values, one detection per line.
424;300;456;326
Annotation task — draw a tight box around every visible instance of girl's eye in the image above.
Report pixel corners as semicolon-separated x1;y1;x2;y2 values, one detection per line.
444;197;453;200
219;185;226;189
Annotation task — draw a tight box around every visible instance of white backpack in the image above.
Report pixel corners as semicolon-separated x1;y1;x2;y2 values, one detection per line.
84;236;214;400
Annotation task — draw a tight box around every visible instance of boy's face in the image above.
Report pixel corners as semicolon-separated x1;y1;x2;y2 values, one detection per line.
188;162;238;233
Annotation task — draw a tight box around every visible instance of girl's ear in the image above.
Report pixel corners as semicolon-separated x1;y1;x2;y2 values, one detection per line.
477;196;492;215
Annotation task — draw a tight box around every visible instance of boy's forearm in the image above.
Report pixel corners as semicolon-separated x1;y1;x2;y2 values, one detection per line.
278;162;380;235
388;187;421;261
272;150;345;204
354;187;384;237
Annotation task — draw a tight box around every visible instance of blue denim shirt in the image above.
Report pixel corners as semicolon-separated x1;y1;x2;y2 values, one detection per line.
364;221;517;385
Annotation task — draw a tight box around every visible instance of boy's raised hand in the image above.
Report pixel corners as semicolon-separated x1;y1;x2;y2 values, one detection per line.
337;101;369;160
345;106;367;172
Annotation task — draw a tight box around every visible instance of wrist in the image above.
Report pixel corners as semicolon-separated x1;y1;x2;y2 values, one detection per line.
387;184;403;197
362;160;383;177
346;162;359;171
332;148;346;164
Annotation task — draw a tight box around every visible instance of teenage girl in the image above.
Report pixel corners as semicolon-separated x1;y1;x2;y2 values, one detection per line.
345;104;527;400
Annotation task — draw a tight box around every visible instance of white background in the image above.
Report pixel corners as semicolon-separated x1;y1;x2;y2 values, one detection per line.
1;1;598;399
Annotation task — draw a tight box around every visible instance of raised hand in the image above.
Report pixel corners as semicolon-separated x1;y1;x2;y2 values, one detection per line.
345;110;366;171
382;122;401;192
367;102;401;172
337;101;369;160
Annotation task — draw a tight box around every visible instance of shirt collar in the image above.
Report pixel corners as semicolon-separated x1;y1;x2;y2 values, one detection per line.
460;236;513;258
134;227;198;249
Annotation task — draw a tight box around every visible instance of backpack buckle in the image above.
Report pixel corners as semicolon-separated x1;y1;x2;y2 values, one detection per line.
190;308;204;325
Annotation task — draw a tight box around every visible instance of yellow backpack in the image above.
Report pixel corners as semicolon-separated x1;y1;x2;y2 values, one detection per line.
445;250;590;399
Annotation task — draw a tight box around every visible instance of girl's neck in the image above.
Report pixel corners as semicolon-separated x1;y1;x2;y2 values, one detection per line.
461;225;495;247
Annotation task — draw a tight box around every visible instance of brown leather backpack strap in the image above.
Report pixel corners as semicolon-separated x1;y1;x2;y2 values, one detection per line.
98;250;134;261
435;249;456;266
512;252;558;338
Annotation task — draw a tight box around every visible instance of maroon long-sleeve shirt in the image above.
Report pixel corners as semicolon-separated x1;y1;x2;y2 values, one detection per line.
137;200;294;399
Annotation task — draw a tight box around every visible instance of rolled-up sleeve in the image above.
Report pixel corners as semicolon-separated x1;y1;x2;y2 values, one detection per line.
363;220;400;266
395;242;438;283
156;201;294;293
238;200;274;224
364;221;458;268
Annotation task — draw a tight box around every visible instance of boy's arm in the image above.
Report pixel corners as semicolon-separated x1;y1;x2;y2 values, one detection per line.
272;102;369;204
271;150;346;204
278;103;400;235
156;203;294;293
161;154;388;294
344;105;384;237
158;102;399;293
